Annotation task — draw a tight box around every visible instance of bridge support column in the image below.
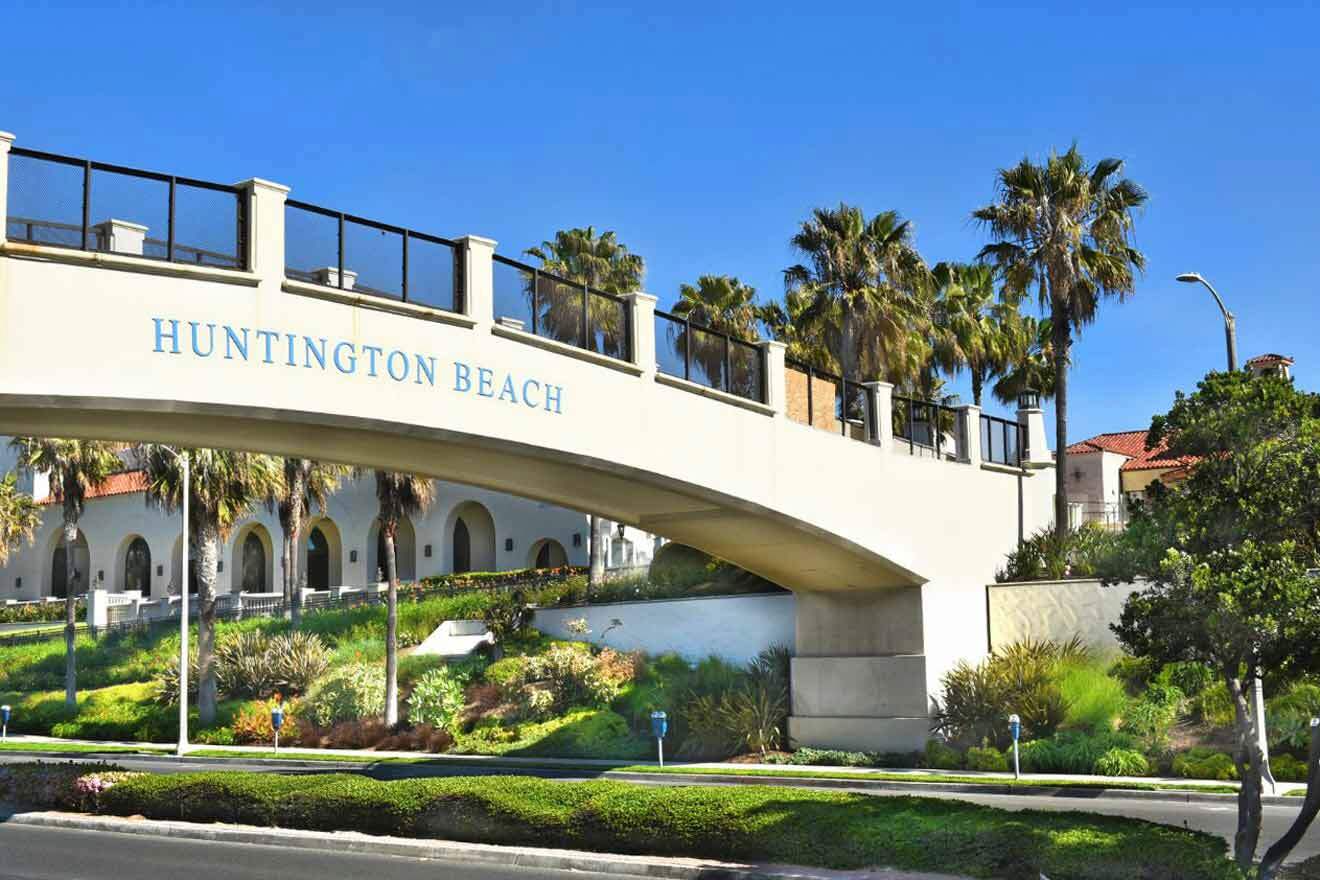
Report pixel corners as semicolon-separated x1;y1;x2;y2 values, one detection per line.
456;235;497;332
789;587;933;751
959;404;982;465
622;292;658;381
758;340;787;415
0;130;13;245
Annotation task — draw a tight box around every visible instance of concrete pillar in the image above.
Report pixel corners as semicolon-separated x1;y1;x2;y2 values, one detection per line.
455;235;497;332
758;340;787;413
311;267;357;289
864;381;894;449
86;588;110;633
960;404;982;465
1017;400;1052;466
621;292;657;380
0;131;13;246
234;178;291;285
91;219;147;256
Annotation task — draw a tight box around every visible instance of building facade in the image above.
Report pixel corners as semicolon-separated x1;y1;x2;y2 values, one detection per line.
0;438;661;600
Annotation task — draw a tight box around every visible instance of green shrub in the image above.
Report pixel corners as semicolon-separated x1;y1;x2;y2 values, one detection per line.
1059;660;1127;734
482;590;533;648
1193;683;1236;728
0;599;83;625
0;760;124;809
407;666;471;730
966;745;1009;772
1122;689;1183;753
1019;731;1138;775
453;709;649;759
1172;748;1239;781
1093;748;1149;777
925;739;963;770
268;631;332;694
1158;662;1216;700
302;663;385;727
95;771;1243;878
995;524;1120;582
215;631;278;698
1270;753;1311;782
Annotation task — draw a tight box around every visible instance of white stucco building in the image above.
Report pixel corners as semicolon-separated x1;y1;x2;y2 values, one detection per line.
0;438;661;600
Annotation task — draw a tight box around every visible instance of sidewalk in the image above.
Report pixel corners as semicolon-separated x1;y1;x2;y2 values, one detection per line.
2;733;1304;795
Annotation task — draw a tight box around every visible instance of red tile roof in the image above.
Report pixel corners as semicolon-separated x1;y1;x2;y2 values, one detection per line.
1065;430;1197;472
39;470;148;505
1245;353;1294;368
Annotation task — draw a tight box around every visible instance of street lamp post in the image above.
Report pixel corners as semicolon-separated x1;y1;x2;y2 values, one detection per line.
157;446;191;758
1176;272;1237;371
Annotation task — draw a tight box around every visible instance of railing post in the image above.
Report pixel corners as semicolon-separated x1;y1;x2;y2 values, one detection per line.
233;177;291;288
621;292;657;382
0;130;12;245
863;381;894;449
959;405;982;465
455;235;497;333
757;340;787;414
1017;395;1052;467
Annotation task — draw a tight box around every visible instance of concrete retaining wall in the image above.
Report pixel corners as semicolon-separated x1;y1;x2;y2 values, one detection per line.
532;592;795;664
986;577;1147;653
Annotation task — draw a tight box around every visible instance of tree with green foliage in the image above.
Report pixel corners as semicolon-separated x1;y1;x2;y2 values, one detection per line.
784;204;930;385
992;314;1056;407
0;472;40;567
273;458;348;628
974;146;1146;538
138;446;284;724
1108;370;1320;875
368;470;436;727
671;275;760;394
930;262;1030;407
526;226;645;590
10;438;121;706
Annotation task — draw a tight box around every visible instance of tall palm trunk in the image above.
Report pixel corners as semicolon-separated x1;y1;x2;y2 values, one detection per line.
970;367;984;408
1050;308;1071;539
61;512;79;707
588;515;605;593
285;466;306;628
840;306;859;379
195;524;221;725
383;522;399;727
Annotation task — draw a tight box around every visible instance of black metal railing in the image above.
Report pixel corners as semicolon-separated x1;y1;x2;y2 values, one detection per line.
284;200;463;314
980;413;1024;467
6;146;246;270
491;254;633;362
894;395;965;460
783;359;873;440
655;310;765;403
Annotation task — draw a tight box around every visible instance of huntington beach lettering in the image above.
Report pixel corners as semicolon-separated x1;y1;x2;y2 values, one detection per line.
151;317;564;414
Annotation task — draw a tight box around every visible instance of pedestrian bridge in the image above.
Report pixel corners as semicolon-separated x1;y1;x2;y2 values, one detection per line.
0;133;1054;749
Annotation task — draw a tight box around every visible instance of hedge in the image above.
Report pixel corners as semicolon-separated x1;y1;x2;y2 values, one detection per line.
97;772;1243;879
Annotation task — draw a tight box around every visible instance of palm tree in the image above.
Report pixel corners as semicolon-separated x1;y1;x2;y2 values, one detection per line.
930;262;1030;406
274;459;348;628
992;315;1057;408
525;226;645;359
0;472;40;567
138;446;284;724
526;227;644;588
974;145;1147;538
671;275;760;393
368;470;436;727
10;438;121;706
784;204;930;385
757;289;836;372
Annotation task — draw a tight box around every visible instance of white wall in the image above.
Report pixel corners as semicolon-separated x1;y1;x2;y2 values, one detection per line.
987;578;1147;654
532;593;795;665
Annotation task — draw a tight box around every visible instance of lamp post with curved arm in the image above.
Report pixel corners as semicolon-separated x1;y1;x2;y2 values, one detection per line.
1176;272;1237;371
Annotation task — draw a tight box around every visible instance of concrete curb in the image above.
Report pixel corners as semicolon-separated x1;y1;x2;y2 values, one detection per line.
3;811;963;880
4;748;1296;806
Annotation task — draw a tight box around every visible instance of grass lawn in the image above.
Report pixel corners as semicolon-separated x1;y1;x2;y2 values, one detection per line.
93;771;1243;879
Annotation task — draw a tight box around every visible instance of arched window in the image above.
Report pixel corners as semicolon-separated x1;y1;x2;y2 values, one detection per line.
306;527;330;590
534;539;568;569
50;532;89;599
124;537;152;595
453;518;471;574
241;532;266;592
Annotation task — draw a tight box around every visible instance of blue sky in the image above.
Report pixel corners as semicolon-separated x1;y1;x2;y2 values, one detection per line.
3;2;1316;443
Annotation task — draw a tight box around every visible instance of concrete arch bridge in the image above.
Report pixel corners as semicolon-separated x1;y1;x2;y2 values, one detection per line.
0;133;1054;748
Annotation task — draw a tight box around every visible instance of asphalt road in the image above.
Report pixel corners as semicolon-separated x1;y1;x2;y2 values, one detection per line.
0;823;635;880
2;751;1317;864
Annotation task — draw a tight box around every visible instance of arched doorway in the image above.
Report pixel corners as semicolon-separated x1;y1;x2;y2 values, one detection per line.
446;501;496;574
229;523;275;594
528;538;568;569
123;536;152;595
50;530;90;599
306;527;330;590
367;517;416;583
